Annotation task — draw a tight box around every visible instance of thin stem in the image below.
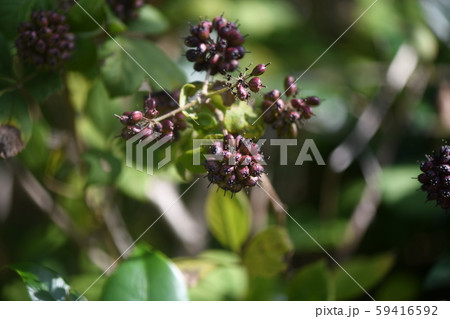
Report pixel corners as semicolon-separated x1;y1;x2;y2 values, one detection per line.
151;85;234;123
205;84;234;98
152;98;198;122
202;69;211;94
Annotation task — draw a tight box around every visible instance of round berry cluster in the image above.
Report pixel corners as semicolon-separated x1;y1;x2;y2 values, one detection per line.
117;91;186;142
107;0;144;22
15;11;75;70
204;134;264;193
226;63;268;101
184;16;246;75
418;145;450;210
261;76;321;138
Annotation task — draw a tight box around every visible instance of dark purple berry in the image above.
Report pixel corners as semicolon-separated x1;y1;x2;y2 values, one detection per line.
304;96;321;106
418;173;429;184
228;32;245;46
213;16;227;30
284;75;297;96
205;160;220;173
107;0;143;22
197;25;210;41
218;25;233;39
186;49;200;62
440;164;450;175
129;111;143;124
184;36;200;47
418;144;450;210
237;166;250;179
204;135;265;193
236;84;248;101
264;90;281;102
145;108;159;119
288;111;301;122
250;163;264;176
251;63;268;76
248;77;263;93
291;98;305;110
16;10;75;70
161;119;174;134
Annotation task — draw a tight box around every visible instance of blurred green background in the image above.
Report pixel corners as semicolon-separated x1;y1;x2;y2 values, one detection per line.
1;0;450;300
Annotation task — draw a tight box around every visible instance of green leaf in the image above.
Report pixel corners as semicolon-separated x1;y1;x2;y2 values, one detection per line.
101;245;188;301
84;79;122;137
243;226;294;277
179;82;202;120
100;36;186;97
0;0;35;40
66;71;92;112
197;111;218;130
24;71;63;102
0;90;32;143
287;260;330;300
67;0;106;33
247;275;285;301
333;253;395;300
205;187;251;252
18;120;50;171
83;149;122;185
175;250;247;301
224;103;248;132
103;4;127;34
127;5;169;35
11;263;84;301
287;218;348;253
189;263;247;301
66;36;98;73
224;100;266;138
176;147;206;174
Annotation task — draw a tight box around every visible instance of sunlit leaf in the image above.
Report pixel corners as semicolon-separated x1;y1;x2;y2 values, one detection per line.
205;188;251;252
100;37;186;97
101;245;188;301
175;250;247;301
243;226;294;277
224;100;265;138
179;82;202;120
11;263;84;301
127;5;169;35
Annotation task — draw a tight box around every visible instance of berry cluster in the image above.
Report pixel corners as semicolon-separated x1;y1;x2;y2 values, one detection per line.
117;91;186;142
184;16;246;75
261;76;321;138
418;145;450;210
225;63;268;101
204;134;264;193
107;0;144;22
16;11;75;70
